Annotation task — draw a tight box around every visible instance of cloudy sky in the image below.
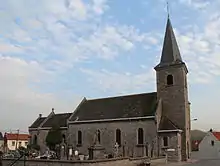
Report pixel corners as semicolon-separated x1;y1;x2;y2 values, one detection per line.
0;0;219;133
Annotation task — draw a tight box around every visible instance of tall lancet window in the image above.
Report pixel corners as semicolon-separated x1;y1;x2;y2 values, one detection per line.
137;128;144;144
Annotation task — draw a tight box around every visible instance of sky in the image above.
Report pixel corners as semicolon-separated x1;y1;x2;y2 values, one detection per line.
0;0;220;133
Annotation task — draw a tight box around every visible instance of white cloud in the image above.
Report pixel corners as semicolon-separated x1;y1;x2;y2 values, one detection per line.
80;68;155;94
179;0;210;9
2;0;220;132
0;56;80;132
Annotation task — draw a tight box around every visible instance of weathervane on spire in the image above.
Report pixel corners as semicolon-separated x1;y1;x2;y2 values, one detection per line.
166;0;170;18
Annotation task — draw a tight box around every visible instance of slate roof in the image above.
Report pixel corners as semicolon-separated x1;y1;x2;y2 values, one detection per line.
70;92;157;121
29;117;46;128
158;116;180;131
42;113;72;128
155;18;184;69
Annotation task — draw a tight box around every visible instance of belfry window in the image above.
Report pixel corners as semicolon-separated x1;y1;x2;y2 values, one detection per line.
167;74;173;85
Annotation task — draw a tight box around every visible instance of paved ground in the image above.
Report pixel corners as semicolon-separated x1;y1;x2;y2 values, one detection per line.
189;159;220;166
165;159;220;166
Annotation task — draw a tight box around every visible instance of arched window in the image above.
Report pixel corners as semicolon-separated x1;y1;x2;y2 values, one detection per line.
167;74;173;85
77;130;82;145
116;129;121;146
62;134;66;143
163;136;168;147
137;128;144;144
33;135;38;145
97;130;101;143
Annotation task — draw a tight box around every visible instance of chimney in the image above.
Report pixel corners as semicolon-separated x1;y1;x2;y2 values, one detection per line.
39;114;42;118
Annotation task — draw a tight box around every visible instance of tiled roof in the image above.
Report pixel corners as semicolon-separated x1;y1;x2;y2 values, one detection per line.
42;113;72;128
70;92;157;121
212;132;220;141
158;116;180;131
5;133;30;141
29;117;46;128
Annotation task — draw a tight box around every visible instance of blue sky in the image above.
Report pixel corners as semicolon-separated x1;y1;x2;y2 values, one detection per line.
0;0;219;133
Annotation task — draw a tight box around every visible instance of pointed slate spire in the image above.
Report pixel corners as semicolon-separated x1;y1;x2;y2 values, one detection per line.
155;17;185;71
161;17;182;63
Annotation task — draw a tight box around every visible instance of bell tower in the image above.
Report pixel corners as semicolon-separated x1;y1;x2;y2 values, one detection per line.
154;17;191;161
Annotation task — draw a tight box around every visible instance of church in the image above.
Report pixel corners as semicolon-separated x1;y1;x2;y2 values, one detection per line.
29;17;191;162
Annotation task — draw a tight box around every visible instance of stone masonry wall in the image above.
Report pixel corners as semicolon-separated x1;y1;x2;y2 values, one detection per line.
29;128;68;154
159;132;182;162
3;157;166;166
156;65;190;161
68;119;159;158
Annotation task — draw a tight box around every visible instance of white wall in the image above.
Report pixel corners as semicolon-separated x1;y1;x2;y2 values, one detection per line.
7;140;28;151
193;132;220;159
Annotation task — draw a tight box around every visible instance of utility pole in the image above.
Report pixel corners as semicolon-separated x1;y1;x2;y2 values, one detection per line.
15;129;19;150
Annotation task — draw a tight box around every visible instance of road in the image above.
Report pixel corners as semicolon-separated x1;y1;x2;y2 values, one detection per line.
165;159;220;166
187;159;220;166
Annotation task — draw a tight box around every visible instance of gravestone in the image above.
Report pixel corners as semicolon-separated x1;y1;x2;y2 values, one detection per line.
114;142;119;157
88;131;105;160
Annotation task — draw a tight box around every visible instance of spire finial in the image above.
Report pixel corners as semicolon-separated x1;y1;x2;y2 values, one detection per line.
166;1;170;18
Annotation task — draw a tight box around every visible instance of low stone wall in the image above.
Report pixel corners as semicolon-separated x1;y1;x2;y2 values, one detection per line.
3;156;166;166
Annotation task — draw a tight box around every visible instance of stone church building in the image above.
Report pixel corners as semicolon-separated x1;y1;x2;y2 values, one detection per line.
29;17;191;161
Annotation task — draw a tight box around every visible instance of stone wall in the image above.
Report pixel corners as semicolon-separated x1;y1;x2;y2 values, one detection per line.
158;132;181;162
3;157;166;166
68;119;159;158
155;64;190;161
29;128;68;154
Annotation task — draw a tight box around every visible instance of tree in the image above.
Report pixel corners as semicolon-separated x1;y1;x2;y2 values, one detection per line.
46;125;62;150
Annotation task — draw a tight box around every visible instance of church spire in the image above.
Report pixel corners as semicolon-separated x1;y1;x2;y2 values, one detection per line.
155;17;184;69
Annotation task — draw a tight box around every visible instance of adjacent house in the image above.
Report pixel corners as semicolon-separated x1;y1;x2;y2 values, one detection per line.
4;133;30;151
0;132;3;152
194;130;220;159
29;17;191;161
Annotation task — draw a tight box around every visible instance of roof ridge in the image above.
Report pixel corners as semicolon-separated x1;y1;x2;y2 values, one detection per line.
88;92;157;101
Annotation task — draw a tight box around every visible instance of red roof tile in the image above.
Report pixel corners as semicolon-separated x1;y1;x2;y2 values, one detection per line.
5;133;30;141
212;132;220;141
